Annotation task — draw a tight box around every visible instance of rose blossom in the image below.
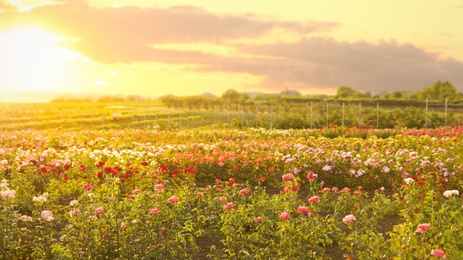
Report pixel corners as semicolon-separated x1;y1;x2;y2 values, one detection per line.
254;217;262;222
443;190;459;198
239;189;250;196
19;215;32;222
149;208;160;214
296;206;312;215
281;173;294;181
69;199;79;206
342;214;356;224
279;212;290;220
431;249;446;258
415;223;431;233
306;171;316;181
83;184;93;191
69;209;82;217
41;210;53;221
154;184;165;191
2;190;16;199
167;196;179;203
307;196;320;203
223;202;235;210
94;207;104;214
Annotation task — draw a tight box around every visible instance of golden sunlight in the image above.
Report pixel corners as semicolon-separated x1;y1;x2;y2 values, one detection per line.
0;26;84;92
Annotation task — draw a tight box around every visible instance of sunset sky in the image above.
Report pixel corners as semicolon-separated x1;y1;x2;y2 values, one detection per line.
1;0;463;102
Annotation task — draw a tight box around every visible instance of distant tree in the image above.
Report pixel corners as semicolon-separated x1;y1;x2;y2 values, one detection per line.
221;89;248;103
336;86;363;99
159;95;182;108
417;80;462;101
280;90;302;96
386;91;403;99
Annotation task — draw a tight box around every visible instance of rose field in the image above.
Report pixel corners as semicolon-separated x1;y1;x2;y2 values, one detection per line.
1;126;463;259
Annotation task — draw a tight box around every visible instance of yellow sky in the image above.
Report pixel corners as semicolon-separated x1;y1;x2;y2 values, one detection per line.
1;0;462;102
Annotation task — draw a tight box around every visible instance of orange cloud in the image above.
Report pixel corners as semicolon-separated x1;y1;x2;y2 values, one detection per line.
1;0;462;94
1;0;338;63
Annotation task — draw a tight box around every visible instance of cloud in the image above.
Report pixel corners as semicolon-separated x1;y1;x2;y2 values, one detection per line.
196;38;463;93
2;0;462;94
0;0;338;63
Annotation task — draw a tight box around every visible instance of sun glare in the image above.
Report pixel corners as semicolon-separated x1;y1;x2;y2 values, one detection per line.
0;26;84;93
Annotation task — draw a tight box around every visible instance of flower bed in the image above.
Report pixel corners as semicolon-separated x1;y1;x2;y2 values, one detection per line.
1;127;462;259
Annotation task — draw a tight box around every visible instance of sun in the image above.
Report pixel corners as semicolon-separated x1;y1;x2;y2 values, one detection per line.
0;26;83;93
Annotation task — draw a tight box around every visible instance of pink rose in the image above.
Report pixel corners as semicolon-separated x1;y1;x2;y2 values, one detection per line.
343;214;356;224
19;215;32;221
41;210;53;221
83;184;92;191
307;196;320;203
296;206;310;214
431;249;446;258
197;192;204;197
254;217;262;222
154;184;164;191
279;212;290;221
282;173;294;181
239;189;250;196
69;209;82;217
167;196;179;203
341;187;351;193
306;171;316;181
94;207;104;214
149;208;160;214
416;223;431;233
223;202;235;210
133;189;142;194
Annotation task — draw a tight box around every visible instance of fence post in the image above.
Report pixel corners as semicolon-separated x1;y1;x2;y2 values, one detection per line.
213;106;216;130
255;105;258;128
326;102;329;128
310;102;313;128
270;105;273;129
342;102;345;127
376;103;379;128
241;105;244;128
445;98;448;125
227;104;230;129
424;99;428;128
358;103;362;127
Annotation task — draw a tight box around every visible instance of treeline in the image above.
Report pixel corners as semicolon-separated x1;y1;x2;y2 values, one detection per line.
159;80;463;110
49;80;461;108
